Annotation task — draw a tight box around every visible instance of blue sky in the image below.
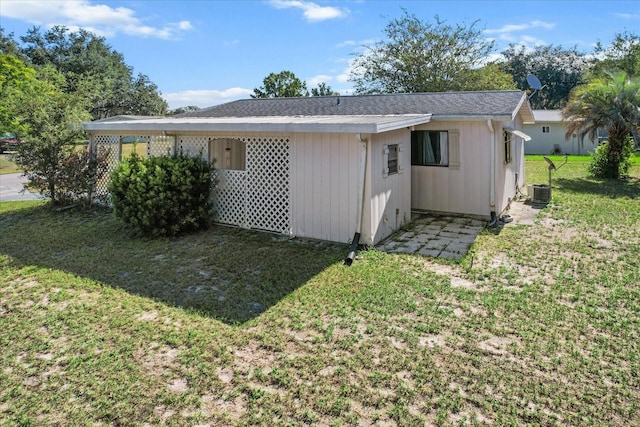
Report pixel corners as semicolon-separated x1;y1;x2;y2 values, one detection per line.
2;0;639;109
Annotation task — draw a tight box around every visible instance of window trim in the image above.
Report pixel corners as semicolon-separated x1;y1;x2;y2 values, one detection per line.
383;143;401;177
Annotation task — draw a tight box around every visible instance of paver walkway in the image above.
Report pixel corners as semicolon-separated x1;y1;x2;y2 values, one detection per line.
377;200;542;260
377;215;485;260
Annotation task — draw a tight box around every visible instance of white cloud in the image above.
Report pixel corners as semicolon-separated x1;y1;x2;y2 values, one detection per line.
485;20;554;48
268;0;348;22
336;38;377;49
163;87;252;109
485;20;555;35
1;0;193;39
614;12;640;19
306;74;333;87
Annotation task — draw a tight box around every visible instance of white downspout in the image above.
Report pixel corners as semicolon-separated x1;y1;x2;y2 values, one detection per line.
487;120;498;226
345;134;368;265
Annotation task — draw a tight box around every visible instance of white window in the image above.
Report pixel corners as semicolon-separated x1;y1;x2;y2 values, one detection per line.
387;144;398;174
504;131;512;164
383;144;401;176
542;126;550;133
209;138;246;170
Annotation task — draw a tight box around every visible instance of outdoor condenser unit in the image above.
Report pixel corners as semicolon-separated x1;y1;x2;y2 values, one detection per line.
527;184;551;204
528;155;567;204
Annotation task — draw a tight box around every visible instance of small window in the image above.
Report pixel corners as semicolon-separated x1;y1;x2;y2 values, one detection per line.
411;131;448;166
542;126;550;133
210;138;246;170
387;144;398;175
504;131;512;164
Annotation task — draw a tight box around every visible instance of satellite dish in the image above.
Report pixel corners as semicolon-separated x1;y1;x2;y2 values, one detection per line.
527;74;542;90
543;156;556;170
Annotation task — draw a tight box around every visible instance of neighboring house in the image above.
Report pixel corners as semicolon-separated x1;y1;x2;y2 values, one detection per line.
524;110;602;155
83;91;534;246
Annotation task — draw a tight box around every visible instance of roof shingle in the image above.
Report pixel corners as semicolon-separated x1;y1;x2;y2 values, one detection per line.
178;90;530;119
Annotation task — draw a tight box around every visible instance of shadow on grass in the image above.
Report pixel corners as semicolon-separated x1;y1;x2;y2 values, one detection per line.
554;176;640;199
0;202;346;324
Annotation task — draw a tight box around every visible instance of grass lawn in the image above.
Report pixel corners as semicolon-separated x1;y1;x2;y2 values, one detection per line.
0;154;22;175
1;157;638;426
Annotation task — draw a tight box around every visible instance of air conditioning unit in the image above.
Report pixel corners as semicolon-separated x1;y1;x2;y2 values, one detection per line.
527;184;551;204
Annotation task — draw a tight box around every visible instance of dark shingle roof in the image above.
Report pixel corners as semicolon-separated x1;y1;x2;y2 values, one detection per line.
178;91;528;119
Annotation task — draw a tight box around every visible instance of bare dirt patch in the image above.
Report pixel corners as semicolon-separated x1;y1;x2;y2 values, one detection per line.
478;336;515;356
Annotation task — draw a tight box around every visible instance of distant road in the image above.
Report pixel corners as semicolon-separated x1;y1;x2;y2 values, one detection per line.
0;173;41;201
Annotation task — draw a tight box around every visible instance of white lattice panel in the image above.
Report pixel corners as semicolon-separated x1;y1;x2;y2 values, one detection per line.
147;136;175;158
179;136;209;160
246;137;291;234
92;134;121;198
212;169;247;226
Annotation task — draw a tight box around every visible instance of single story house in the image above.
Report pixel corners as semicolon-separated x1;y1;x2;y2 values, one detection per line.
83;91;534;246
524;110;603;155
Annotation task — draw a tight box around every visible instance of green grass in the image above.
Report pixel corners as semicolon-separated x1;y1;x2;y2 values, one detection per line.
0;154;21;174
1;159;639;426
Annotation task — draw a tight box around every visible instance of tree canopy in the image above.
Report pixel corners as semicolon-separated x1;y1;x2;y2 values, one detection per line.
311;82;340;97
0;53;37;135
252;71;340;98
1;26;168;120
251;70;309;98
500;44;589;109
589;31;640;79
349;11;514;94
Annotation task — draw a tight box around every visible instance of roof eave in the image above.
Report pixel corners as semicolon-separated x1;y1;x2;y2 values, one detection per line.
83;115;433;134
513;93;536;124
432;114;514;122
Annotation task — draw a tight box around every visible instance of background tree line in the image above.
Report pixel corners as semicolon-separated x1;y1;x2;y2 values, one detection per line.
1;26;168;123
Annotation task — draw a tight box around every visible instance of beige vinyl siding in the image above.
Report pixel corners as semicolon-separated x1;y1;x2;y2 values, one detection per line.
411;121;490;218
368;130;412;244
290;132;361;244
495;119;525;215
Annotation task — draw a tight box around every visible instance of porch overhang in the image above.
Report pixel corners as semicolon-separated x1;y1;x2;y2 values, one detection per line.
83;114;433;134
504;127;532;141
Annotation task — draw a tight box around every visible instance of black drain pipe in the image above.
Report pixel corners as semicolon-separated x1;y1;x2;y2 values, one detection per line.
345;135;368;266
344;232;360;266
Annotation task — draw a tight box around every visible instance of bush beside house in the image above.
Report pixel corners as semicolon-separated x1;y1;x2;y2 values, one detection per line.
108;151;215;237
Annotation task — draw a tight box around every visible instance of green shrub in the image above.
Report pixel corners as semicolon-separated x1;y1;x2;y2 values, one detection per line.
588;138;634;179
16;142;110;207
56;146;111;208
108;151;215;237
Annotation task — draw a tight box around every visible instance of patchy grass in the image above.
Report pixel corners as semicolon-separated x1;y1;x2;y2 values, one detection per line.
1;159;639;426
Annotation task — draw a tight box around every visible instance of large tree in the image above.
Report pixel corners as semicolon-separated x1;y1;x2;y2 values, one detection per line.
12;64;93;203
349;11;513;94
563;71;640;179
251;70;308;98
589;31;640;79
500;44;588;109
17;26;167;119
0;53;37;136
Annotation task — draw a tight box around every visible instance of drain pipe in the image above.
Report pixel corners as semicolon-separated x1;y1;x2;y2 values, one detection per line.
487;120;498;227
345;134;368;265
